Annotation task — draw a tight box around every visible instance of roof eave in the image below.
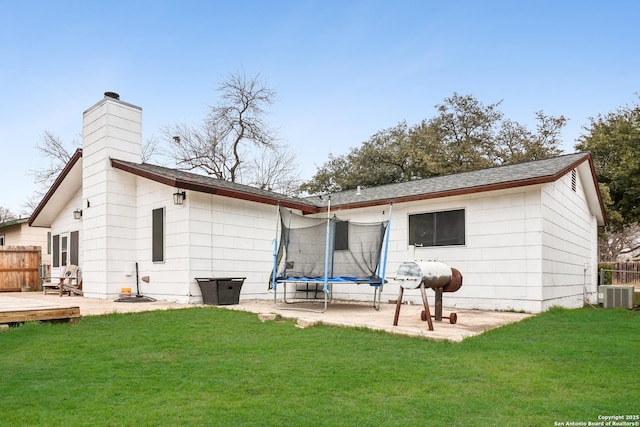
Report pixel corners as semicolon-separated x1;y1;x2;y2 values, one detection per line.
28;149;83;227
323;154;608;221
110;159;319;214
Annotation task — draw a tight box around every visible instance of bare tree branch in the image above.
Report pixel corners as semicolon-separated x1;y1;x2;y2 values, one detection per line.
165;70;297;190
0;207;17;222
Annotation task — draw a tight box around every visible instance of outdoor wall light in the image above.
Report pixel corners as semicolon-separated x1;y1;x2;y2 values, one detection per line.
73;209;83;220
173;190;186;205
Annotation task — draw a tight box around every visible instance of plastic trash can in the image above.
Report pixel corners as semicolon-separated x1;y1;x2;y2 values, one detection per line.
195;277;245;305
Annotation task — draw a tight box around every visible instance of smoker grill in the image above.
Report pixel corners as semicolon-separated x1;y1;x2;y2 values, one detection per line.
392;261;463;330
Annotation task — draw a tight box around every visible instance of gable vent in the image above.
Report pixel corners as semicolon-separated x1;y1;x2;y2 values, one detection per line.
571;169;577;192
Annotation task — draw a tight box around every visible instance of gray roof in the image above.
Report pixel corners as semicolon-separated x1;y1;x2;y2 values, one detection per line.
0;217;29;230
306;152;592;207
111;152;603;223
111;159;318;212
30;150;604;228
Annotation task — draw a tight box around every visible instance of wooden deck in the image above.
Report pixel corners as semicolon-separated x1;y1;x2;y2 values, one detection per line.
0;296;80;324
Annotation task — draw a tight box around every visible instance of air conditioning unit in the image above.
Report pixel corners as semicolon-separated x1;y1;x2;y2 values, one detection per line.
599;285;635;309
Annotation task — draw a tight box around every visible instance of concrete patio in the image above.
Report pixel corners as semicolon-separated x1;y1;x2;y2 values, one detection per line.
0;292;533;342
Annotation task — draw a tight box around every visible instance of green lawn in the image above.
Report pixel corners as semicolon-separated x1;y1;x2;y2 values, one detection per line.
1;306;638;426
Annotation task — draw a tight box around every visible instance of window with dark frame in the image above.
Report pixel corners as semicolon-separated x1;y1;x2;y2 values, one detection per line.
152;207;165;262
334;220;349;251
409;209;465;247
70;231;79;265
52;234;60;267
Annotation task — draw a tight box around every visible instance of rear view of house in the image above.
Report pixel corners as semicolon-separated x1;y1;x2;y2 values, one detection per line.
29;93;606;313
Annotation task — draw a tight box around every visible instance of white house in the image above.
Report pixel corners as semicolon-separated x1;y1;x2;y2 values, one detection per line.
29;93;607;313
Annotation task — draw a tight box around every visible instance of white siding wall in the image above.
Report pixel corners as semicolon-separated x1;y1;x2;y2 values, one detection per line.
540;169;598;310
49;189;83;279
81;96;142;299
77;171;598;312
326;187;546;312
188;192;277;301
129;179;279;304
132;179;190;302
327;174;598;313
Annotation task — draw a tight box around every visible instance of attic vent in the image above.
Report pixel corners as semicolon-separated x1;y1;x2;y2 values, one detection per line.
571;169;577;192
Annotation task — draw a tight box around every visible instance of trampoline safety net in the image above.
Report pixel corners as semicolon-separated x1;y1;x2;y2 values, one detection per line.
274;206;388;281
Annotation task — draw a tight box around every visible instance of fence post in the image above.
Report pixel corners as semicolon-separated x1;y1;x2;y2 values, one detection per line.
599;268;603;287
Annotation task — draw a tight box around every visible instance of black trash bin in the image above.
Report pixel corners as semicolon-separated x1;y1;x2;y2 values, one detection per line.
195;277;245;305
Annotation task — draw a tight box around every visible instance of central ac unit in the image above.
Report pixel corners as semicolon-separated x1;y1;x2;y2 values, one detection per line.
600;285;635;309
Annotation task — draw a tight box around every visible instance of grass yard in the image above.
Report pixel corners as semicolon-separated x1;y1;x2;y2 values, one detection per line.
1;306;638;426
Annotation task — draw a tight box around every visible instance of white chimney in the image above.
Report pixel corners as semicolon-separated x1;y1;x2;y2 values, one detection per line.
81;93;142;298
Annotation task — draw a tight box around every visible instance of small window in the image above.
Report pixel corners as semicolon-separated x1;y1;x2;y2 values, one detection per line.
334;221;349;251
61;234;68;266
0;234;4;246
409;209;465;247
152;207;165;262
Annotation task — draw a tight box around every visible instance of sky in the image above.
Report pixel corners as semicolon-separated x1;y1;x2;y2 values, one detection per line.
1;0;639;216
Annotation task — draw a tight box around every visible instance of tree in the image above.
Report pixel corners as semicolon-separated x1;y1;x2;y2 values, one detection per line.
248;143;302;195
575;96;640;227
26;131;161;212
166;70;299;194
0;207;17;223
30;131;77;193
302;93;566;193
427;93;504;172
495;111;565;164
575;96;640;261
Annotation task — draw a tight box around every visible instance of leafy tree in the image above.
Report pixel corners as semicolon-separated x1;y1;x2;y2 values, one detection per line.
302;93;565;193
300;122;418;194
496;111;565;164
166;70;300;194
575;96;640;261
575;96;640;228
427;93;504;172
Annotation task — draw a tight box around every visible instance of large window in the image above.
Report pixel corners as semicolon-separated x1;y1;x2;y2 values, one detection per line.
409;209;465;247
152;207;165;262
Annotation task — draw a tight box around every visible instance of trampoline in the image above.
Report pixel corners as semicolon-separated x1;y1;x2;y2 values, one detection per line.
271;201;391;313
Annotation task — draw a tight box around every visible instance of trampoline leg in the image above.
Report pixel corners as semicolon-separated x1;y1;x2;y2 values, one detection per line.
373;285;382;311
393;287;404;326
419;284;434;331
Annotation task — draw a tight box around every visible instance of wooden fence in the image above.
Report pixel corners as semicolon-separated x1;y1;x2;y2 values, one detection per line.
0;246;42;292
598;262;640;286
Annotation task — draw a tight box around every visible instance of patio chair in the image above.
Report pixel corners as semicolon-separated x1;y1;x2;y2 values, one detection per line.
42;265;80;296
60;265;82;296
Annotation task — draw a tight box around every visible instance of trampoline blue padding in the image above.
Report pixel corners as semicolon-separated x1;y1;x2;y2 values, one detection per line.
275;276;383;285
